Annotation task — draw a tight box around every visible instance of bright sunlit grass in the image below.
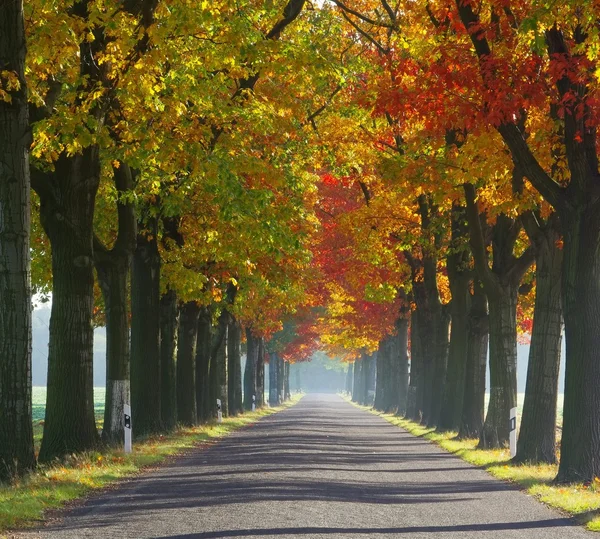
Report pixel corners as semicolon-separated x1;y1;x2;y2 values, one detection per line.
0;395;302;536
343;395;600;532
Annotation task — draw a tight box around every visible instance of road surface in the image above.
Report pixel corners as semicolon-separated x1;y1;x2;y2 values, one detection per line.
20;394;592;538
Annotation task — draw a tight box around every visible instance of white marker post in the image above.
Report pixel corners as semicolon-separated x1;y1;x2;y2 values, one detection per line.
217;399;223;423
252;395;256;412
509;406;517;458
123;404;132;454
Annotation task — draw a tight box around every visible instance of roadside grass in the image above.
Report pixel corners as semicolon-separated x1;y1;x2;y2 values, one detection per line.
343;396;600;532
1;395;302;536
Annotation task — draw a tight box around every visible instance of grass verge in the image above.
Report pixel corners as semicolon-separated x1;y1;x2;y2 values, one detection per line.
342;395;600;532
1;394;302;537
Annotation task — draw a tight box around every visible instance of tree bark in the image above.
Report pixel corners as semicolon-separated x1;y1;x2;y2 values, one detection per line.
361;352;376;405
269;353;279;406
464;184;533;448
37;150;101;462
130;224;162;436
277;354;285;404
227;318;243;415
256;337;265;407
458;280;489;439
438;207;471;432
405;311;423;422
215;324;228;417
556;209;600;482
160;289;179;431
177;301;199;425
516;216;563;464
396;315;410;416
0;0;35;478
284;361;291;400
352;357;363;403
195;308;211;423
95;164;136;446
97;258;130;445
374;339;391;411
345;362;354;395
244;328;258;410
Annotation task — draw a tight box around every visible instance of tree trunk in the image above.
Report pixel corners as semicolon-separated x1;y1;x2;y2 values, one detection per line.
284;361;291;400
276;354;285;404
352;358;363;403
38;151;101;462
0;0;35;478
227;319;243;415
479;284;519;448
345;362;354;395
256;337;265;407
515;217;563;464
130;225;162;436
438;273;470;432
464;185;532;448
374;340;388;411
557;209;600;482
160;289;179;431
458;280;489;439
405;312;423;421
177;301;199;425
195;308;211;423
396;315;410;416
97;259;130;445
269;353;279;406
215;325;228;417
93;163;137;446
244;329;258;410
429;310;450;427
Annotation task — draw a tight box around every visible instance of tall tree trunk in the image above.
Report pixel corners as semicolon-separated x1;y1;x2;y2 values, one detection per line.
130;224;162;436
195;308;211;423
227;319;243;415
269;353;279;406
346;362;354;395
244;329;258;410
396;315;410;416
352;358;363;403
256;337;265;407
95;164;136;446
177;301;199;426
516;215;563;464
215;325;228;417
160;289;179;431
458;280;489;439
438;207;471;432
405;312;422;421
0;0;35;478
480;284;519;447
374;339;390;411
284;361;291;400
557;209;600;482
97;259;130;445
38;150;101;462
429;310;450;427
464;184;533;448
276;354;285;404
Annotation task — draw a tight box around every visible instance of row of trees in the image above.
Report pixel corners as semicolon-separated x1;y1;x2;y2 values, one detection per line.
2;0;599;487
0;0;329;481
298;0;599;485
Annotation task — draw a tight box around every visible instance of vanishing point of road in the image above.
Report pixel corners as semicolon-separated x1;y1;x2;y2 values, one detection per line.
20;394;593;538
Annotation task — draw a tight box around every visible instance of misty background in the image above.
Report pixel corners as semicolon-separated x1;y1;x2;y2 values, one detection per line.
32;304;566;393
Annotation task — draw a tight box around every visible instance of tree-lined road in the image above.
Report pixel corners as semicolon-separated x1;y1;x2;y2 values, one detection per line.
21;395;591;538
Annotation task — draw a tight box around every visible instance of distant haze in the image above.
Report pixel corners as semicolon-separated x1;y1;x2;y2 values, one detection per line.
32;305;566;393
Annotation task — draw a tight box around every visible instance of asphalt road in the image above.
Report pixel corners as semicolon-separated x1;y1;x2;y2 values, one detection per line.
21;393;593;538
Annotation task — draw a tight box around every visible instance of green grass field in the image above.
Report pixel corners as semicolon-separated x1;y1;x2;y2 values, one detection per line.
32;387;105;422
